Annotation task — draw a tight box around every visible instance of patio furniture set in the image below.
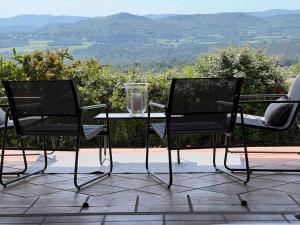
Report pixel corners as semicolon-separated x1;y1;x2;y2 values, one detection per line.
0;76;299;189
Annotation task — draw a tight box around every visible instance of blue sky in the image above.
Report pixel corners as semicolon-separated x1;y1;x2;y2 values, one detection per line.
1;0;300;18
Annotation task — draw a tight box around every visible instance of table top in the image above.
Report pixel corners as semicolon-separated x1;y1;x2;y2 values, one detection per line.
95;112;165;120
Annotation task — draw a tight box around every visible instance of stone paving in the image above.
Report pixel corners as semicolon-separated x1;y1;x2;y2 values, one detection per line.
1;147;300;224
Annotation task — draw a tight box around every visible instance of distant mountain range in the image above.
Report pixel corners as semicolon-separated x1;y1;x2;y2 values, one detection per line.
0;15;87;32
1;9;300;26
0;14;87;27
0;9;300;68
144;14;179;20
247;9;300;17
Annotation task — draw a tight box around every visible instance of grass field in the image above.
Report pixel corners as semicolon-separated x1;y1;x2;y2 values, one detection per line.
0;40;93;54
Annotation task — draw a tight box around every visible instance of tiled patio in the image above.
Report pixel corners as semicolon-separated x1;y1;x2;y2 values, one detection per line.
1;147;300;224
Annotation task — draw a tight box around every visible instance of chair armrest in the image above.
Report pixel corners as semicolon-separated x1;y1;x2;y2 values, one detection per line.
81;104;110;126
81;104;107;111
216;101;233;106
147;102;166;127
240;94;286;99
15;102;42;108
149;102;166;109
241;100;300;104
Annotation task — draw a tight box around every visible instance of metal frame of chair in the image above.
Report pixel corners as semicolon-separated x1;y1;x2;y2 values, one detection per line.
0;103;34;178
0;80;113;189
225;89;300;173
145;77;250;188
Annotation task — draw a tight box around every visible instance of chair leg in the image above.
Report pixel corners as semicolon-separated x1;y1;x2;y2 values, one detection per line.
0;128;28;186
214;134;250;184
0;127;7;186
222;136;246;175
167;148;173;188
74;147;80;189
176;136;181;164
176;149;180;164
99;136;103;165
222;126;252;183
212;134;217;169
241;123;251;183
224;124;300;174
107;133;113;174
0;129;28;177
101;135;110;166
145;130;150;171
2;138;28;176
20;147;28;175
0;138;46;187
146;129;173;188
74;134;113;190
223;133;247;173
104;136;107;157
42;136;48;172
223;136;233;172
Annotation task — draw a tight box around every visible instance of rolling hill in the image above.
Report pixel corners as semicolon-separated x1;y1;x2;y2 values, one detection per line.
0;10;300;68
0;14;87;27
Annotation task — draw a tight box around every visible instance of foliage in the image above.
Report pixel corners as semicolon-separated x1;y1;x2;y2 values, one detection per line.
11;48;73;80
0;47;298;147
293;59;300;74
192;46;289;94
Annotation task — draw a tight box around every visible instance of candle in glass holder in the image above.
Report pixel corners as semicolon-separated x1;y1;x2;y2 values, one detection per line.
131;93;143;115
124;83;148;117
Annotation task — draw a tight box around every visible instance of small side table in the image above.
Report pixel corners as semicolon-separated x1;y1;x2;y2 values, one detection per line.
95;112;165;120
94;112;165;164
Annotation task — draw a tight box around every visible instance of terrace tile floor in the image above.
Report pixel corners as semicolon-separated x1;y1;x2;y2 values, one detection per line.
1;147;300;224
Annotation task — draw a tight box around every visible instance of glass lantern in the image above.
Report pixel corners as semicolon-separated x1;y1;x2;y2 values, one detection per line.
124;83;148;117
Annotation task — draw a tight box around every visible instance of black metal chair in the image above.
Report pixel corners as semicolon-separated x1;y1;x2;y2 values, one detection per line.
146;77;250;188
227;75;300;173
0;104;28;177
0;80;113;189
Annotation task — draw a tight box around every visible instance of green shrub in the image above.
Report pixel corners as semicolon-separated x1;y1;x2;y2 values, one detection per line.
0;47;297;147
293;59;300;75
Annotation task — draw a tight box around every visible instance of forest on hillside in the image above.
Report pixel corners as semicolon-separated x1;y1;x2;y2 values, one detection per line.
1;11;300;70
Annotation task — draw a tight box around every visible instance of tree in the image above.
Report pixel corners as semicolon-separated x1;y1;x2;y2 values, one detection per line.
190;46;290;95
293;59;300;74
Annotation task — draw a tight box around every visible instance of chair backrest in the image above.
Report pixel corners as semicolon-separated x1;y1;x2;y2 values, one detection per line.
283;74;300;129
2;80;81;136
165;78;243;135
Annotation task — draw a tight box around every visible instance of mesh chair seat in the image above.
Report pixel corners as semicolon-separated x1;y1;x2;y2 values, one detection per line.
0;117;41;130
0;117;48;132
16;117;106;139
18;117;78;136
83;125;107;140
152;121;231;139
